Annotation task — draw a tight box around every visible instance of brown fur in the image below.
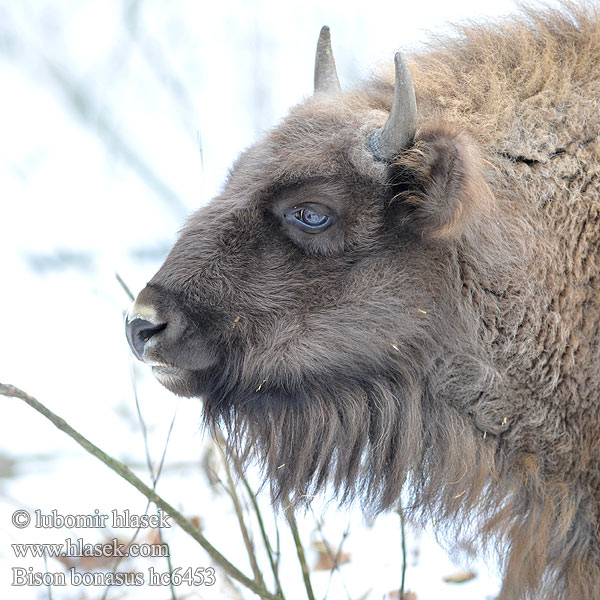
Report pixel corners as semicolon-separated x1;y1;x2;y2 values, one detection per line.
128;4;600;598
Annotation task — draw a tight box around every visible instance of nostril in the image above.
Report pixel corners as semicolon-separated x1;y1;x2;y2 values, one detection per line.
126;318;167;362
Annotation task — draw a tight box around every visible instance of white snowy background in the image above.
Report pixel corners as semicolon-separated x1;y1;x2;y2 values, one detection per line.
0;1;558;599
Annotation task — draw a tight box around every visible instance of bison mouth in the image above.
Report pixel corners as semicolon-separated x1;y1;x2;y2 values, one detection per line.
149;363;219;399
151;365;190;390
125;291;224;397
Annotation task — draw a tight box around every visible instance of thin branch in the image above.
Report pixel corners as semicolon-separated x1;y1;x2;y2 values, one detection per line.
227;443;285;599
0;383;280;600
397;500;407;600
312;515;351;600
284;507;315;600
132;364;179;600
240;476;285;599
116;272;135;302
43;553;53;600
102;356;179;600
43;59;188;217
156;518;178;600
123;4;198;138
215;438;266;591
273;514;282;589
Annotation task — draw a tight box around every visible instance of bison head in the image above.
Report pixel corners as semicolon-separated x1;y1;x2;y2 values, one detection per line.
126;28;494;511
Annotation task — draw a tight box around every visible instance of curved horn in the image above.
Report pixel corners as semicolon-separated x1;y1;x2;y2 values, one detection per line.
314;26;341;93
369;52;417;161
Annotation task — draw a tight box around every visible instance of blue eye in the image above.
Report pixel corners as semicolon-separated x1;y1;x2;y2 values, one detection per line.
297;208;328;227
284;205;333;233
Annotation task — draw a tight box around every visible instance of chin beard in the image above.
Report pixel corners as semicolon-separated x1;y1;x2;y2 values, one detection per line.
202;373;431;512
151;365;197;396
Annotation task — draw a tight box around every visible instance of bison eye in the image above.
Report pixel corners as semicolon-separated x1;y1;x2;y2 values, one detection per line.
284;205;333;233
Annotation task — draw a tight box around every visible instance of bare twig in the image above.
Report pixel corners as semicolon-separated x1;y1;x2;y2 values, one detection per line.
397;500;407;600
43;553;53;600
273;515;282;589
0;383;280;600
215;438;266;591
240;475;285;598
156;522;177;600
101;357;179;600
132;365;179;600
226;442;286;599
123;3;199;139
116;272;135;302
284;507;315;600
43;60;188;216
313;516;352;600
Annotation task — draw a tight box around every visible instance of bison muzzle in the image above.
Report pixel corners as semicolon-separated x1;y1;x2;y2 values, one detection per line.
126;7;600;599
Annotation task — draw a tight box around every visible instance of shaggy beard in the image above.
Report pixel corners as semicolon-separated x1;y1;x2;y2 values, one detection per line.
201;351;595;600
201;352;495;516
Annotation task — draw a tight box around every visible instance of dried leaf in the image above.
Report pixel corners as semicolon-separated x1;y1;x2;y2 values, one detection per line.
313;549;351;571
387;590;417;599
145;527;163;547
443;569;477;583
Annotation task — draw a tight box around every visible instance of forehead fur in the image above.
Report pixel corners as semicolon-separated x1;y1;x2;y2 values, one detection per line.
225;91;391;200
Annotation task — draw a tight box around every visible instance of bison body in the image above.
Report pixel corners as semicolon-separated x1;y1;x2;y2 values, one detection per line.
126;5;600;598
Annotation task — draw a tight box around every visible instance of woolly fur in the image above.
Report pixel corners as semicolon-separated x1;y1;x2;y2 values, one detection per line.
132;4;600;598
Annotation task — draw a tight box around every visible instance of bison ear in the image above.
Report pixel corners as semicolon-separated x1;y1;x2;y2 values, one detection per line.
388;128;490;240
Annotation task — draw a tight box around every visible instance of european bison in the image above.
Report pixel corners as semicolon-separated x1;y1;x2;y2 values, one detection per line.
126;5;600;598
